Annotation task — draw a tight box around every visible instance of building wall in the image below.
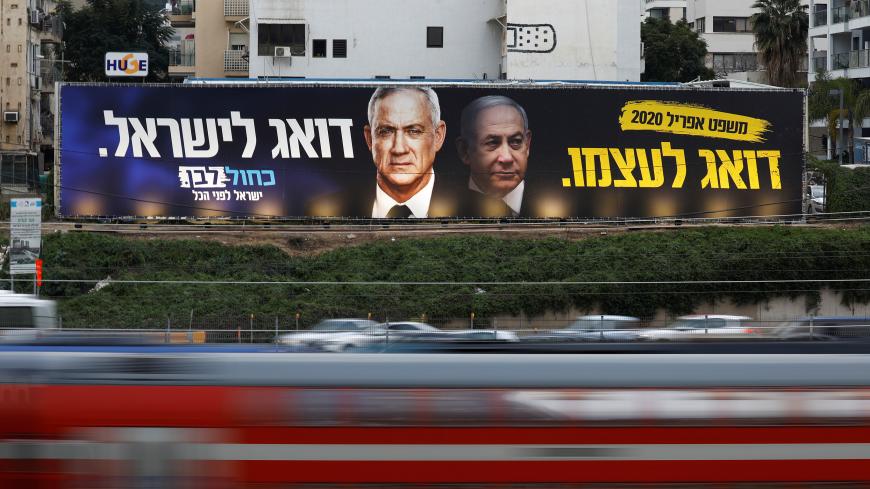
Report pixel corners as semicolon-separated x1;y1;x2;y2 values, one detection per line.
247;0;640;82
505;0;641;82
194;0;234;78
0;0;32;153
250;0;503;79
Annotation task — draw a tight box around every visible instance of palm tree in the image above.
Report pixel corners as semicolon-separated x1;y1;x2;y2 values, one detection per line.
751;0;809;88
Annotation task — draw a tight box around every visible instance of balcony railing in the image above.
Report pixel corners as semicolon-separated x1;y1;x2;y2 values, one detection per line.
224;0;248;17
169;49;195;67
851;0;870;19
172;0;195;15
834;52;850;69
833;5;849;23
813;10;827;26
813;52;827;72
831;0;870;23
224;50;248;73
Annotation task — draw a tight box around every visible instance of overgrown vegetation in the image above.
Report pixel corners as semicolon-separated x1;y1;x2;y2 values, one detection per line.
10;227;868;328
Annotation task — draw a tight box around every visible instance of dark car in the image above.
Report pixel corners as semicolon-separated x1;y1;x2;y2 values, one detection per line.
774;317;870;341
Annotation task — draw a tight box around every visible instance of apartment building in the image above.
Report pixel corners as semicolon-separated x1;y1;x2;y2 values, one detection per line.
808;0;870;160
168;0;642;82
0;0;62;192
167;0;250;80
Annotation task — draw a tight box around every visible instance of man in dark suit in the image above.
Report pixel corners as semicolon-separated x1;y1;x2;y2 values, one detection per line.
306;86;457;218
455;95;533;217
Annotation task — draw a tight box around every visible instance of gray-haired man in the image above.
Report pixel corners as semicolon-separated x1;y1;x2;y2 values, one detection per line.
363;87;448;218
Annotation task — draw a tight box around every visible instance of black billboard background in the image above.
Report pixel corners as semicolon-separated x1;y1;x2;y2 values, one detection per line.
58;84;805;219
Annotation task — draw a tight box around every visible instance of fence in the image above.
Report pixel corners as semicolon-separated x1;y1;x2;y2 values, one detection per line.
14;317;870;345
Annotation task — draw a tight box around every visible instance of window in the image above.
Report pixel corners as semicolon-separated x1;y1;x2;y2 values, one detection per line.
410;75;425;79
312;39;326;58
710;52;758;72
0;307;35;328
229;33;247;51
374;75;391;79
712;16;751;33
648;8;669;20
695;17;705;33
333;39;347;58
427;26;443;48
257;23;306;56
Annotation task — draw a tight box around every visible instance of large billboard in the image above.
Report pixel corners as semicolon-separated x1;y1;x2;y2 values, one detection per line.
57;83;804;219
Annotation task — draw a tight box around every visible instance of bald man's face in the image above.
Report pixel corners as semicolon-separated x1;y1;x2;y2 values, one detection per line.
364;90;446;202
460;105;531;198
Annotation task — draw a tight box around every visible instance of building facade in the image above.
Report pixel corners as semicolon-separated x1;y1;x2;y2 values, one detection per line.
687;0;762;79
168;0;642;82
0;0;62;193
642;0;687;22
806;0;866;160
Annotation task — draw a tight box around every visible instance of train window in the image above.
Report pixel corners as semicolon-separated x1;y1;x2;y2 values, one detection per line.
0;306;35;328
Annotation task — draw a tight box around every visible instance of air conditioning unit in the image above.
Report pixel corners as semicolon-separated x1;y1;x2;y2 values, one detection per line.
29;10;41;25
3;111;20;123
273;46;291;58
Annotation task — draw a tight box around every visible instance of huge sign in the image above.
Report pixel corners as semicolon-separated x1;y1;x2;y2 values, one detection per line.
9;198;42;275
57;83;804;219
104;52;148;77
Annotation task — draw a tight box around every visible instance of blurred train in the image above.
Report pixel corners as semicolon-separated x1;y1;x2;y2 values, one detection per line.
2;352;870;487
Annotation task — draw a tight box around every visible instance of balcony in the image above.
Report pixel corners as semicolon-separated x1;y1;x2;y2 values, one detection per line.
831;0;870;24
169;0;195;27
224;0;248;19
813;9;827;26
833;49;870;70
169;49;195;67
224;50;248;75
169;49;195;76
813;51;827;72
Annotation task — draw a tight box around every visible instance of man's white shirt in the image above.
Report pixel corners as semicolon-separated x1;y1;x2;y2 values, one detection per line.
372;173;436;218
468;177;525;216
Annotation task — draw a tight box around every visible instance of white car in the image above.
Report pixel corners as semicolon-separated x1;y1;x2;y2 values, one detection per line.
319;321;518;352
806;184;826;214
639;315;760;342
277;319;377;347
527;315;641;342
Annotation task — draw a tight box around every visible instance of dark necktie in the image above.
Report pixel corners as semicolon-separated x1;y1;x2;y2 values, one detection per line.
387;205;413;218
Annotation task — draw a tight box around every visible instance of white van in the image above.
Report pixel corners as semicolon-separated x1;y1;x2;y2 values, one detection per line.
0;291;57;336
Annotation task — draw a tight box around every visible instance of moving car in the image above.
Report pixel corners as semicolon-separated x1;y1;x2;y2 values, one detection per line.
525;315;641;342
318;321;518;352
639;315;759;342
773;316;870;341
277;318;377;347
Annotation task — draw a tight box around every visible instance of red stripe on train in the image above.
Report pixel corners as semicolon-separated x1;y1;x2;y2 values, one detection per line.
233;426;870;445
237;460;870;484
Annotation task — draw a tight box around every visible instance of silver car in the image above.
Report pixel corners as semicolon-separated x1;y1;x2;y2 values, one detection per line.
639;315;759;342
527;315;642;342
277;319;377;347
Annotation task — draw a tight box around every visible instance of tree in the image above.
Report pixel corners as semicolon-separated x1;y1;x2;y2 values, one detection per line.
641;17;715;83
58;0;173;82
751;0;809;88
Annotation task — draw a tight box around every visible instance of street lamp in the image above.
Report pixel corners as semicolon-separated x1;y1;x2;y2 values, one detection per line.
829;88;845;164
